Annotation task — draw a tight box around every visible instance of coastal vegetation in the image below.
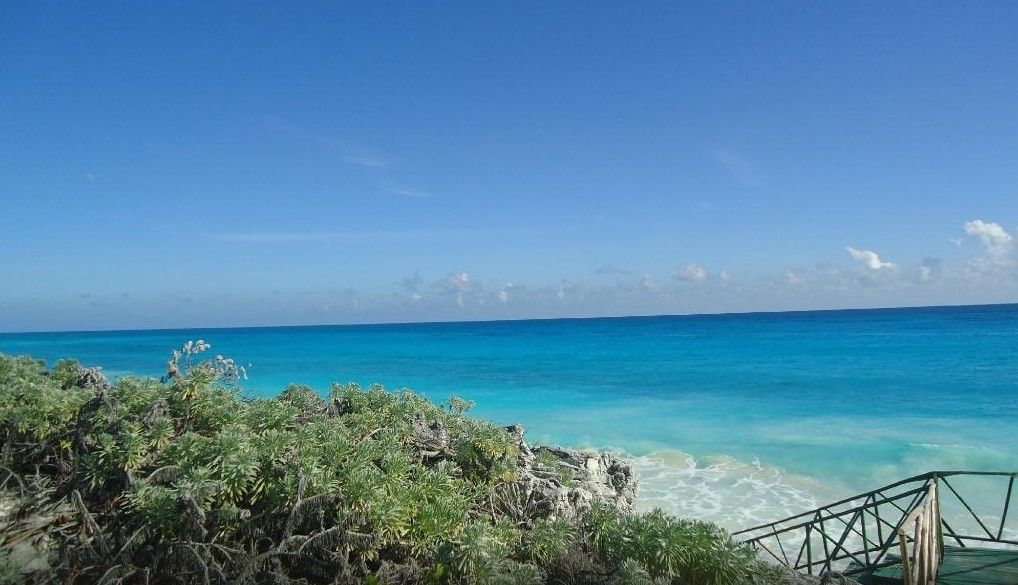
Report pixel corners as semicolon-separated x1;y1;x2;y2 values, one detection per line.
0;343;786;584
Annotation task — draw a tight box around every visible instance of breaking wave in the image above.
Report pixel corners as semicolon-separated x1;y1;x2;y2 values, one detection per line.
629;450;847;531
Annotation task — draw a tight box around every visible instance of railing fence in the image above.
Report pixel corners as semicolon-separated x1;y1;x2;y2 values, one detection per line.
733;471;1017;583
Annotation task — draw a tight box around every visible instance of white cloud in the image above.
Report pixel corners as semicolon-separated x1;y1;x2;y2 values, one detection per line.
964;220;1012;257
443;272;472;306
557;280;577;300
917;257;942;283
846;247;895;270
961;220;1015;278
674;263;708;282
640;275;659;293
125;215;1018;326
497;283;518;304
446;272;471;290
498;283;517;304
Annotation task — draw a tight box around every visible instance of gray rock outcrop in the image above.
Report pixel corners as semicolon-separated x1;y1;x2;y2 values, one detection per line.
405;418;638;521
505;425;638;520
74;366;110;393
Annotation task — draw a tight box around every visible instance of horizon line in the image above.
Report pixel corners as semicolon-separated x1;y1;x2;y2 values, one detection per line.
2;300;1016;336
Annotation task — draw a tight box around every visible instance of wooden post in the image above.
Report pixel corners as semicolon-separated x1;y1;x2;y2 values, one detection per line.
899;526;913;585
918;514;927;584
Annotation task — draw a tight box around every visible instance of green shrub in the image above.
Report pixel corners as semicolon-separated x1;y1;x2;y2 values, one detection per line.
0;356;91;446
0;349;785;584
523;517;574;565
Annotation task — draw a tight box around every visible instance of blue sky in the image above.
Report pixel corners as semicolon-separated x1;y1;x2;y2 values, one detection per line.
2;2;1018;331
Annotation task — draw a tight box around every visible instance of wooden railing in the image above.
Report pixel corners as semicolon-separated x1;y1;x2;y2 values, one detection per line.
733;471;1017;583
897;482;941;585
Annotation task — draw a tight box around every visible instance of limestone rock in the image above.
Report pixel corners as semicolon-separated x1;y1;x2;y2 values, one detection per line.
411;416;454;459
74;366;110;393
503;426;638;520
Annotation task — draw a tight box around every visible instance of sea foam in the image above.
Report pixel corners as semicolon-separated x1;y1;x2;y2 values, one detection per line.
630;449;846;531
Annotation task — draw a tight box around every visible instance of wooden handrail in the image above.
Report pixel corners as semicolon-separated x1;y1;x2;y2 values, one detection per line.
897;482;942;585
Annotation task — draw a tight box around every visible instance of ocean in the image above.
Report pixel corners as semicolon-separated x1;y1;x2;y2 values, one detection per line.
2;304;1016;531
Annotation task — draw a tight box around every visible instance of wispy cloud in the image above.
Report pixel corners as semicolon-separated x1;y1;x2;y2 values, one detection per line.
264;117;391;168
341;152;389;168
498;282;516;304
212;228;489;243
711;148;757;187
557;280;577;300
400;270;423;292
382;180;431;199
213;232;338;243
441;272;473;306
640;275;659;293
263;117;441;200
785;270;807;287
595;264;633;276
917;257;942;283
135;215;1018;324
674;263;709;282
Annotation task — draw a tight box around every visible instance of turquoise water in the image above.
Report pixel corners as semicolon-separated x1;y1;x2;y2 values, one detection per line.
2;304;1016;529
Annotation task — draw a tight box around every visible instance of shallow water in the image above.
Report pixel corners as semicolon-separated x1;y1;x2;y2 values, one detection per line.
2;304;1016;530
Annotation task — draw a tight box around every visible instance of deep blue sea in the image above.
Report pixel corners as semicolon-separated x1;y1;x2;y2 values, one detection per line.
2;304;1016;529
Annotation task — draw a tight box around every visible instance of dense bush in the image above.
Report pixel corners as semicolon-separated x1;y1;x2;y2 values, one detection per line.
0;345;785;584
